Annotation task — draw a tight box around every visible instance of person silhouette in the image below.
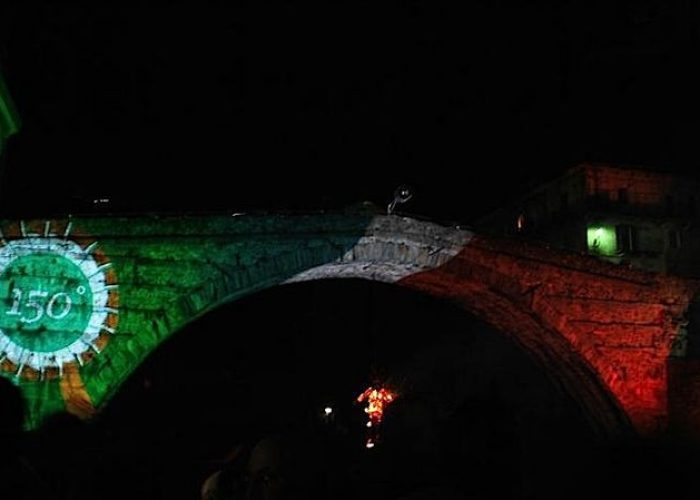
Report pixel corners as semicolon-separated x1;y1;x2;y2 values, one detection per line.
0;376;50;499
0;376;24;446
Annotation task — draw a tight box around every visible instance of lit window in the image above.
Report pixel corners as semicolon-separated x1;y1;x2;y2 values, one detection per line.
587;224;617;255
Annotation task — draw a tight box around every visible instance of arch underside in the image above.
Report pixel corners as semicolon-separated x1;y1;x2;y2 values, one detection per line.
287;259;633;438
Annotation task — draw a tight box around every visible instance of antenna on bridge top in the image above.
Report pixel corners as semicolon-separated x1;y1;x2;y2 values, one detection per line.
387;185;414;215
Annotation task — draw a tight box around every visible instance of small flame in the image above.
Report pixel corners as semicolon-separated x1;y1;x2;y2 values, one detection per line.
357;386;396;426
357;385;397;449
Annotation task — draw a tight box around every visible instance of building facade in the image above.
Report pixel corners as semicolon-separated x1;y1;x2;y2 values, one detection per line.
475;164;700;277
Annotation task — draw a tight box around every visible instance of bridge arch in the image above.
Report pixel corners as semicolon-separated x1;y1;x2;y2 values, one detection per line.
283;219;631;437
0;215;693;435
98;277;604;498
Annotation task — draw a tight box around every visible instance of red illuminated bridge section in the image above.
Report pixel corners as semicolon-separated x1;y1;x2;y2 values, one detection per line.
0;214;697;437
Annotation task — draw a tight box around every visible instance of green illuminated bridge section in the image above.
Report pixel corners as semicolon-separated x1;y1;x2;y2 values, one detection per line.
0;214;696;439
0;72;21;155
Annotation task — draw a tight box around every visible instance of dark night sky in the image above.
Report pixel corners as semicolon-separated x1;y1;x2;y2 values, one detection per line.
1;1;698;220
2;6;699;496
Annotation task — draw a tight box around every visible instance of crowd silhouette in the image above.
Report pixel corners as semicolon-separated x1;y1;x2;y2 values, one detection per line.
4;374;700;499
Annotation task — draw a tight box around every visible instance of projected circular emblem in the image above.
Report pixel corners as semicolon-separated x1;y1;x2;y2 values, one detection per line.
0;222;117;378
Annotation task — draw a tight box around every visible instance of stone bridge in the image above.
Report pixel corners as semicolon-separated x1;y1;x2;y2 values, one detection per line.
0;214;696;437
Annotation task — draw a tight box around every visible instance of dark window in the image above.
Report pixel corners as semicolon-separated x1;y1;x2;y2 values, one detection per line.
618;188;628;204
616;224;638;253
666;195;675;214
560;193;568;211
669;229;682;249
